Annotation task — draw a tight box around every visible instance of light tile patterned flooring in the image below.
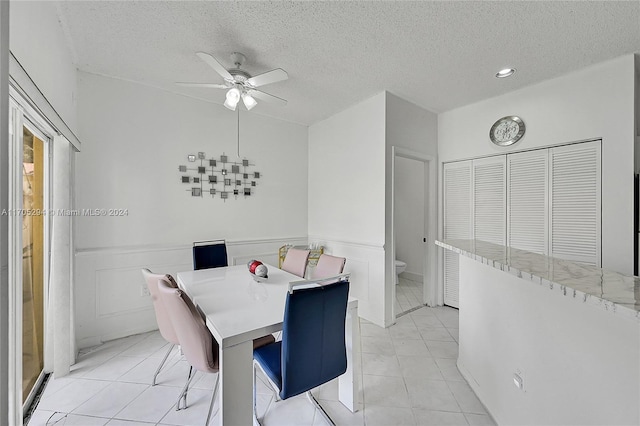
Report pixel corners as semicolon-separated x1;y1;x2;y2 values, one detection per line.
395;277;424;315
28;306;496;426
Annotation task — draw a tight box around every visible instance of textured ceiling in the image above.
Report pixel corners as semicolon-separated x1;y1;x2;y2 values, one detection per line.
56;1;640;126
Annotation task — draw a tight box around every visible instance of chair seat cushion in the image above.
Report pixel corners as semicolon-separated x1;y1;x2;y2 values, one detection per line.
253;341;283;392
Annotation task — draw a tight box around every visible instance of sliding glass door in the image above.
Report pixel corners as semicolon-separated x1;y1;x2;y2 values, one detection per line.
21;125;45;404
8;95;53;422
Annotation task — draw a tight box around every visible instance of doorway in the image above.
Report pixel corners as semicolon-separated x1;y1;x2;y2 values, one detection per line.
390;147;437;321
394;156;425;314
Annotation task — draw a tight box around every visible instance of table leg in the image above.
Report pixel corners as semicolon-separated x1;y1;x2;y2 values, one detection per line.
218;340;254;426
339;303;363;412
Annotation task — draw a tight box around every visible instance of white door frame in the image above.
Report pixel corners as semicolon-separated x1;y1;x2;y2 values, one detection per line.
390;146;437;320
8;88;54;423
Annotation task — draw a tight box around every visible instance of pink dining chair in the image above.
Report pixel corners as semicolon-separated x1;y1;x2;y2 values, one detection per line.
157;276;220;425
281;248;311;278
313;254;346;279
141;268;180;386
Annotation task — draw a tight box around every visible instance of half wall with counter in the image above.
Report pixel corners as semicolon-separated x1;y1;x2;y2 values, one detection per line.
437;239;640;426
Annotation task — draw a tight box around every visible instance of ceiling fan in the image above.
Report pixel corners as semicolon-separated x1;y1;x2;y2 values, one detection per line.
176;52;288;111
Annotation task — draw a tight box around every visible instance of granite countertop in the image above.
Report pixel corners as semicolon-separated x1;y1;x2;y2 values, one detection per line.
436;239;640;321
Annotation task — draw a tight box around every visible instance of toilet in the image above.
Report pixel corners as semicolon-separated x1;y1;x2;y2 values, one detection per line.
395;260;407;285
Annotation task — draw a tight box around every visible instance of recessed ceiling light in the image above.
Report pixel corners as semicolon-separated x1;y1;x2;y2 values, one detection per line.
496;68;516;78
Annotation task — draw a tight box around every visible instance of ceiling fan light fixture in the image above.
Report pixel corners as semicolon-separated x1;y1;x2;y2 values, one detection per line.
224;87;241;110
242;93;257;111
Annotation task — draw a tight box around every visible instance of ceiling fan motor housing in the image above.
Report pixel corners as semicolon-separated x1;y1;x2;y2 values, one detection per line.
228;68;251;83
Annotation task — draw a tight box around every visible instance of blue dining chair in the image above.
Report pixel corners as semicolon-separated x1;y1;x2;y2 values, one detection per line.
253;275;350;425
193;239;228;270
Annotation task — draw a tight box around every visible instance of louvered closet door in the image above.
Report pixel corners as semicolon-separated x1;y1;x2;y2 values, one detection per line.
473;156;506;247
443;161;472;308
549;141;601;266
507;150;548;255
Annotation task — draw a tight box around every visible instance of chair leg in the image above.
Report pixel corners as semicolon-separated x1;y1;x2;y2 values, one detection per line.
152;344;175;386
176;366;196;411
306;391;336;426
253;361;262;426
204;373;220;426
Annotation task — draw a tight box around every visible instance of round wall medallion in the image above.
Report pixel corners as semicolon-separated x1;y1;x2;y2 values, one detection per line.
489;116;525;146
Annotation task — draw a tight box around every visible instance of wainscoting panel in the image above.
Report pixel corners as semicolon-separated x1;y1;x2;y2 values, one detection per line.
75;237;307;349
309;236;385;327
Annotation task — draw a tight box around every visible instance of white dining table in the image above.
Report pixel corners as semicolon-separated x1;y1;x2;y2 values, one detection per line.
176;264;362;425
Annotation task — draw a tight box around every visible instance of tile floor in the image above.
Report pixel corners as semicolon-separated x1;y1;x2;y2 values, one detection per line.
395;277;423;315
28;306;496;426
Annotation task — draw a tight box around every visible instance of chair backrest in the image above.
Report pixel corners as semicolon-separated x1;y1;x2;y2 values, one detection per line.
193;240;228;270
281;248;310;278
313;254;346;279
141;269;179;345
157;277;219;373
280;279;350;399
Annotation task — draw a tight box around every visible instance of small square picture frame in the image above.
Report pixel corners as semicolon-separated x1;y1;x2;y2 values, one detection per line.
193;177;200;183
209;159;216;167
221;191;228;199
254;172;260;178
192;188;201;197
242;159;249;167
220;155;228;163
198;152;206;160
188;154;196;162
224;178;231;186
209;175;217;183
182;176;190;183
232;165;240;174
233;189;239;195
198;166;205;174
179;165;187;172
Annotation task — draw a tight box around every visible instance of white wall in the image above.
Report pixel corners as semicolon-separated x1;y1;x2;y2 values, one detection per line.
10;1;78;134
458;255;639;425
75;72;308;347
308;93;386;324
394;156;424;279
308;93;387;245
439;54;636;275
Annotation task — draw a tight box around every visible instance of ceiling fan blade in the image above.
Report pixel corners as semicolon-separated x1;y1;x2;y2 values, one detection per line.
175;82;228;89
196;52;233;81
246;68;288;87
248;89;287;106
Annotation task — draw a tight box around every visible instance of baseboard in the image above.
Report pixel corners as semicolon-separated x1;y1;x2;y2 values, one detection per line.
77;324;159;350
400;271;423;282
457;359;499;425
